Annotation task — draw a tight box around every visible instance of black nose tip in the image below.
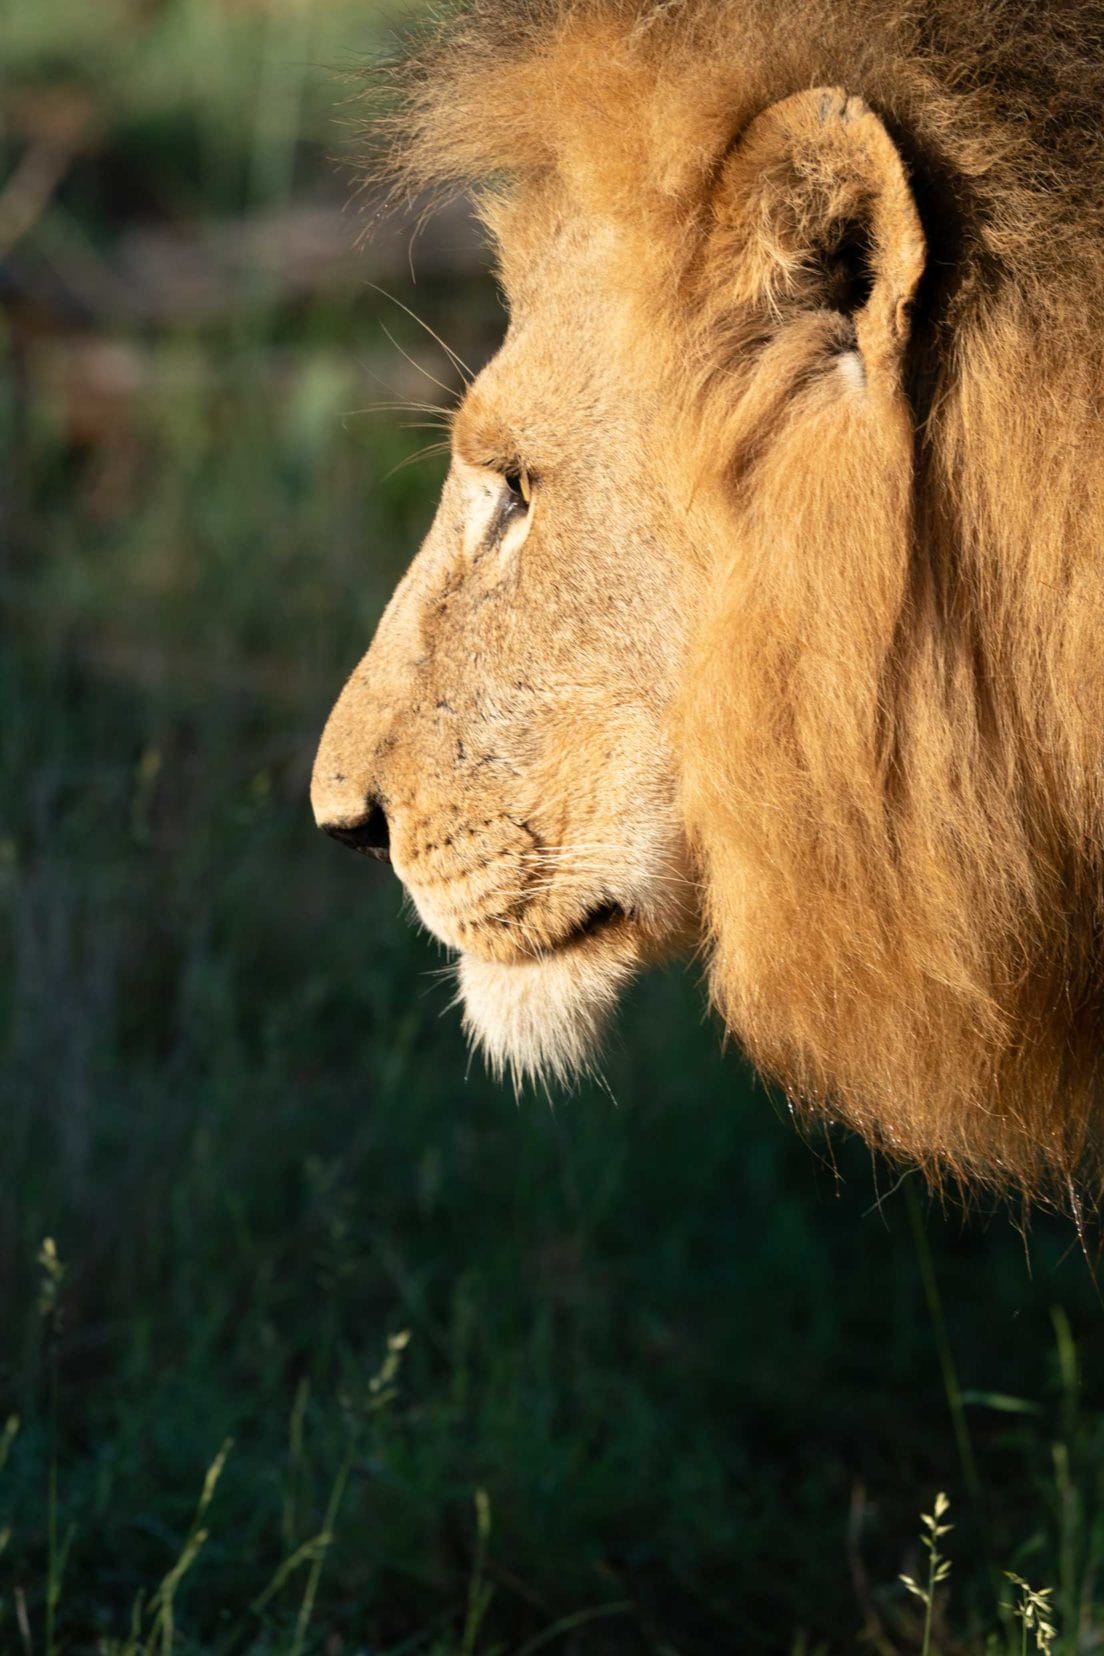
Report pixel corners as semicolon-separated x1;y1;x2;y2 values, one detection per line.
320;799;391;862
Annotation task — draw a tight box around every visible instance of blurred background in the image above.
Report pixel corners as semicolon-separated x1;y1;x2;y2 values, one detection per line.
1;3;1103;1652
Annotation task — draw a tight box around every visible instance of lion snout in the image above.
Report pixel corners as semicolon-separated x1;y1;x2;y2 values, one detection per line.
310;735;393;861
315;794;391;862
389;812;543;960
310;667;400;862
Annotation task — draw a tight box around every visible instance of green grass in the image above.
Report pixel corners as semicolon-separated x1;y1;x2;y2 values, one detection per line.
3;3;1104;1652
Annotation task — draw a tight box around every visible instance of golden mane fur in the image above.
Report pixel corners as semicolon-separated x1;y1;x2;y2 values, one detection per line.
340;0;1104;1201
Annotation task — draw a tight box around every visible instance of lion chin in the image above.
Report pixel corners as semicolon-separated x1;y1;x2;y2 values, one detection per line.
457;935;641;1091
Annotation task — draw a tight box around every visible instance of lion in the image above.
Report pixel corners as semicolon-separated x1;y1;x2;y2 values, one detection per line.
311;0;1104;1200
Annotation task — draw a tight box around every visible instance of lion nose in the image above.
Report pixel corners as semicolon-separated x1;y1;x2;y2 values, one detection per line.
316;794;392;862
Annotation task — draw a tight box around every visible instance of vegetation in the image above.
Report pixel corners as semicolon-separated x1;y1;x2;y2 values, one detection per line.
2;2;1104;1650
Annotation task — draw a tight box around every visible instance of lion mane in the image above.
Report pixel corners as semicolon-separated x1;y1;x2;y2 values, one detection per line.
357;0;1104;1199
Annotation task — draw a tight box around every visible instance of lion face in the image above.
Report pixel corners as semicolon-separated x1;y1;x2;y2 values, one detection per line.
312;222;699;1082
314;86;926;1091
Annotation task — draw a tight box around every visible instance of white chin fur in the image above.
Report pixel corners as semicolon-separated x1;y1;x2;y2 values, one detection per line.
458;943;639;1089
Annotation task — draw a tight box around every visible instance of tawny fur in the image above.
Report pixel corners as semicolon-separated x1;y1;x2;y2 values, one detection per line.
328;0;1104;1200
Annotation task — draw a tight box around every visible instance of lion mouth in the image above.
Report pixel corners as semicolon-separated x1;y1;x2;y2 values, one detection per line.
456;874;690;1089
543;899;630;954
457;902;643;1089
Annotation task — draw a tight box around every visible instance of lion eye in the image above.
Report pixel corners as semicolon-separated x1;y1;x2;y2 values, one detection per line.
503;467;532;508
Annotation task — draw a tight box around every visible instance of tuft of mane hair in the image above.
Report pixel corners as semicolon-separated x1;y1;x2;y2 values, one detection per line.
363;0;1104;1204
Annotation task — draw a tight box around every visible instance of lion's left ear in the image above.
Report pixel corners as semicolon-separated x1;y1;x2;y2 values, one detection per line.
709;86;925;380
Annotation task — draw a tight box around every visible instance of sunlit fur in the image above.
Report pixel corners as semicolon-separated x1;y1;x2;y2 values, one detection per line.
348;0;1104;1199
457;946;641;1093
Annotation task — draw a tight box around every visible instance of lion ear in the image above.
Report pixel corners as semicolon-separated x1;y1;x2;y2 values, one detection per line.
710;87;925;378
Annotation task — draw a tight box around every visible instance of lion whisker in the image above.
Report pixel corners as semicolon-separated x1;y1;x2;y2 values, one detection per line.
382;441;452;480
378;320;462;404
348;399;456;419
366;281;474;384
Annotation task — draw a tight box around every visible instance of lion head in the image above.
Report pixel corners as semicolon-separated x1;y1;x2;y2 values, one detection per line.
312;0;1104;1198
